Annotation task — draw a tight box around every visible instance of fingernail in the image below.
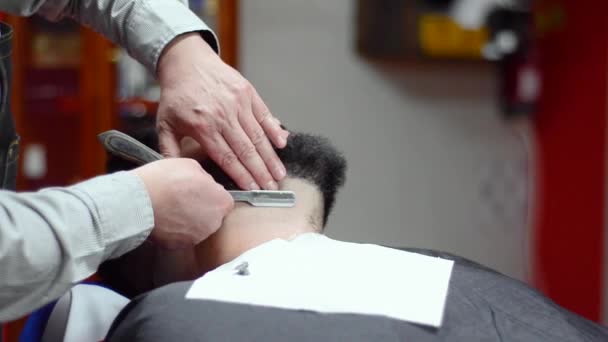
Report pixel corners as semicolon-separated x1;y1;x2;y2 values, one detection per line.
265;181;279;190
249;182;260;190
278;136;287;147
274;165;286;179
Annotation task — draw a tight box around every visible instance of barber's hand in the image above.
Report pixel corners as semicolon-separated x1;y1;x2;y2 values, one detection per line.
132;158;234;249
156;33;289;191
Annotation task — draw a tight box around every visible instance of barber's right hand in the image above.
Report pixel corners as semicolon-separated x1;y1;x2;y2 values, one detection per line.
131;158;234;249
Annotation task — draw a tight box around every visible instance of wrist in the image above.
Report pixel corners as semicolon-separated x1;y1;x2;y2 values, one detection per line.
157;32;218;81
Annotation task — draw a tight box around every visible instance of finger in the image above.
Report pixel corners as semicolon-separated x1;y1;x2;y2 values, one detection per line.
251;89;288;148
239;109;286;181
224;121;278;190
158;124;182;158
215;182;235;214
272;116;283;128
201;132;261;191
272;117;290;142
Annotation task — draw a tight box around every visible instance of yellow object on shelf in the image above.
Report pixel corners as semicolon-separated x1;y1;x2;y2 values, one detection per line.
32;32;81;68
418;14;488;59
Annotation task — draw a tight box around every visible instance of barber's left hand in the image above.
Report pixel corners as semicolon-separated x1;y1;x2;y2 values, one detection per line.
156;33;289;191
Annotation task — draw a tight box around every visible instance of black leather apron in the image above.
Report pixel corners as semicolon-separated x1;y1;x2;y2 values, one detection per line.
0;22;18;190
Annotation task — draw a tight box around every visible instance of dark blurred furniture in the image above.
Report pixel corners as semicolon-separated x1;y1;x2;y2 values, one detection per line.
356;0;490;62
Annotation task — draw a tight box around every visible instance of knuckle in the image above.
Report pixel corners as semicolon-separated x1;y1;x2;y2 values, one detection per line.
191;119;215;134
250;128;267;147
225;117;240;131
161;99;180;114
156;118;171;131
224;93;239;106
258;110;272;125
214;107;233;126
161;102;188;122
235;141;257;160
186;158;201;169
189;232;204;246
244;83;254;97
220;193;234;212
234;80;252;94
175;157;191;167
219;151;239;169
168;102;183;115
210;218;223;233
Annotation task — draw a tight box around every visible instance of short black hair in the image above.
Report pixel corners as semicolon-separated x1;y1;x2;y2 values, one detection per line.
200;133;346;226
106;128;347;227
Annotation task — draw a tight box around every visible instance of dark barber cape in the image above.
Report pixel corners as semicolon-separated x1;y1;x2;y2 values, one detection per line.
106;248;608;342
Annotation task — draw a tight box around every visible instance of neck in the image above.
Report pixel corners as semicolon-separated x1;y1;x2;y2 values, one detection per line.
194;178;323;274
224;178;322;233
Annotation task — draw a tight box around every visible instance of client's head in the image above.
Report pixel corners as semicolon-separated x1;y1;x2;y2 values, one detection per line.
99;127;347;296
194;132;347;273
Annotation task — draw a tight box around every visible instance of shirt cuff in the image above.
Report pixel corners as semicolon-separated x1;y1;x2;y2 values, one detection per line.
126;0;220;73
70;171;154;260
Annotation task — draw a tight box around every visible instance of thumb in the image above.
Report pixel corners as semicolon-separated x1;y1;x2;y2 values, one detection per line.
158;127;182;158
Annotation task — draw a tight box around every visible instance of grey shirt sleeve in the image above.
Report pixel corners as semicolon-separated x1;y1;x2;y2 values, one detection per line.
0;171;154;321
0;0;219;72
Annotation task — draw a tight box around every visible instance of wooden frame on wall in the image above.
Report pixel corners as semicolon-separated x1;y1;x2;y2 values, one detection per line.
219;0;240;68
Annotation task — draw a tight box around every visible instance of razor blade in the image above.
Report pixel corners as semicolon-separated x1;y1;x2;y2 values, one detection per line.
98;130;296;208
229;190;295;208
